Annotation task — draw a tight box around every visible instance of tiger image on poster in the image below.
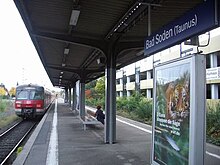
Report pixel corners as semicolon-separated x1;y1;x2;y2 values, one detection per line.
165;82;175;119
165;80;190;120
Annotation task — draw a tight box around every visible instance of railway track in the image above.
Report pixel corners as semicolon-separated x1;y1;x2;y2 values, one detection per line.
0;120;37;165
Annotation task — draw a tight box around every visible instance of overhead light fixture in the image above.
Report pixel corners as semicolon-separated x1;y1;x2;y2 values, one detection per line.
62;63;66;67
64;48;70;55
97;58;100;64
60;71;64;74
97;57;105;64
60;75;62;78
69;10;80;26
116;63;121;67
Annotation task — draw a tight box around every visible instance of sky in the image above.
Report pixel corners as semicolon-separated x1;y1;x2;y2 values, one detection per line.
0;0;60;91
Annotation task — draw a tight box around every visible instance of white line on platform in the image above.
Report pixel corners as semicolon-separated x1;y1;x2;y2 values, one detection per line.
116;118;152;134
46;99;59;165
206;151;220;160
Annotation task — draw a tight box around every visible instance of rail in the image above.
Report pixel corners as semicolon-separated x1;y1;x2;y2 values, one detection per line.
0;120;37;165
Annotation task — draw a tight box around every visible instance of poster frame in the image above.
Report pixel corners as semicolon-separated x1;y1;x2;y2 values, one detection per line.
151;54;206;165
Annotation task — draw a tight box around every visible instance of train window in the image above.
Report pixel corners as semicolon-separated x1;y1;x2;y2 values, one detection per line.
16;90;29;100
30;91;43;100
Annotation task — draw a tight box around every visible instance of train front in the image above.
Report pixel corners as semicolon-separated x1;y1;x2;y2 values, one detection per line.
14;85;46;119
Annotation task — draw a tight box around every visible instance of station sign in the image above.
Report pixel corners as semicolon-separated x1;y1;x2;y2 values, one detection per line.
152;54;206;165
144;0;218;56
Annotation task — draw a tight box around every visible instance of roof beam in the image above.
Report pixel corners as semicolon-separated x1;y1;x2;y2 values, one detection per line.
52;76;76;82
32;31;107;54
47;65;104;74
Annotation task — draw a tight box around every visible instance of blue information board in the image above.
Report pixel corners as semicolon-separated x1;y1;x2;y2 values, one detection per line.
144;0;218;56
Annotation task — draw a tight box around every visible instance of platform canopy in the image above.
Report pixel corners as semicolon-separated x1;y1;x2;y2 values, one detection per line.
14;0;204;88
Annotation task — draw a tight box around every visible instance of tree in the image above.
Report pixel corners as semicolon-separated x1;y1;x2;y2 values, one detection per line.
9;87;16;97
95;77;105;94
85;80;97;90
0;83;9;97
0;87;6;96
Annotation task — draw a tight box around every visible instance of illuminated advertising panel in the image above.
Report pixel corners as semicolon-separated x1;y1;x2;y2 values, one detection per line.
152;55;206;165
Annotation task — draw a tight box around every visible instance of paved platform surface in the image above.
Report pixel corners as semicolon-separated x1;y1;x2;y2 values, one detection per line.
13;98;220;165
13;99;152;165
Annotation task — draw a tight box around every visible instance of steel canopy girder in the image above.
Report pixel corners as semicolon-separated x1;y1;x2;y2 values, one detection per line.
48;65;103;74
32;31;107;55
33;31;146;57
54;77;71;83
48;65;104;79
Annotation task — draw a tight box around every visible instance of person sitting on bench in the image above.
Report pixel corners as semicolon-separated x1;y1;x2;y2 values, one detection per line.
94;105;105;125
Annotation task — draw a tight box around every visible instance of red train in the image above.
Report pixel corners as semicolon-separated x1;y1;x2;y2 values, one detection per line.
14;84;52;119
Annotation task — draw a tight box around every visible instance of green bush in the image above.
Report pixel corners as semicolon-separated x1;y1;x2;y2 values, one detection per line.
16;146;23;156
125;95;139;113
206;101;220;146
116;94;153;124
135;98;152;124
85;97;105;111
116;97;127;111
0;99;7;113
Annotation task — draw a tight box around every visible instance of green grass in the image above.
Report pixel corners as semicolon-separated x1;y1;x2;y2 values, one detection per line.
0;99;7;113
0;114;19;129
0;99;20;129
16;146;23;156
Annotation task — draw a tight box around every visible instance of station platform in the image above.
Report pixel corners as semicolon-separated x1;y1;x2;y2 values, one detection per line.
13;98;152;165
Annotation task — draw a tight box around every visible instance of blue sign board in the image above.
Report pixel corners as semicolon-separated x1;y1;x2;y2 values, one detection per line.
144;0;218;56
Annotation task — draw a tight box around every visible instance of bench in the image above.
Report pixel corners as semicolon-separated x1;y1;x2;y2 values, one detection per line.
79;109;102;130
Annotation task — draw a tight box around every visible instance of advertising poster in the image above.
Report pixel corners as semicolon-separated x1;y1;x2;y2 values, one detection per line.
153;60;190;165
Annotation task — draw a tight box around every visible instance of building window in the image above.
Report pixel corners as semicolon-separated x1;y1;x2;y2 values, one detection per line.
217;53;220;66
206;84;211;99
150;70;153;79
140;71;147;80
218;84;220;99
140;89;146;97
206;55;210;68
130;75;135;82
151;89;153;98
116;79;120;85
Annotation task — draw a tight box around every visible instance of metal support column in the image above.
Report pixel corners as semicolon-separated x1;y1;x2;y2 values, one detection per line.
65;87;68;103
210;53;219;99
72;83;76;111
148;5;151;36
105;49;116;144
69;86;72;107
135;66;140;94
120;78;123;97
127;76;131;97
147;5;152;99
146;71;152;98
79;81;85;118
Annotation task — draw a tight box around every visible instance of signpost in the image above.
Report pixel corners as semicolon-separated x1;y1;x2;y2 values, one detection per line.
147;1;215;164
152;54;206;165
144;0;218;56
